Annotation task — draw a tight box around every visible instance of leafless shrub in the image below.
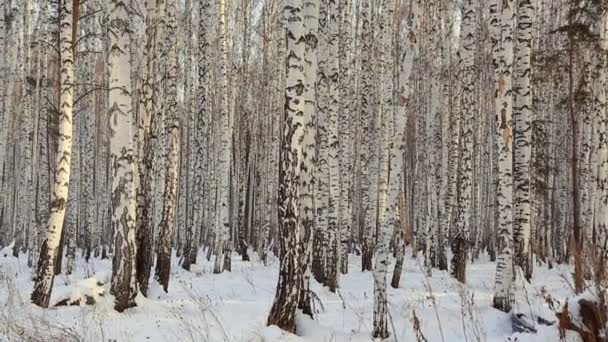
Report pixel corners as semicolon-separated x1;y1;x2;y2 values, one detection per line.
411;310;428;342
416;258;446;342
340;291;368;332
458;286;486;342
540;286;561;313
180;284;231;342
242;269;257;293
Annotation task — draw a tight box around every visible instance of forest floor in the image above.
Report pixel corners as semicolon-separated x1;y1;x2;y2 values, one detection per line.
0;244;584;342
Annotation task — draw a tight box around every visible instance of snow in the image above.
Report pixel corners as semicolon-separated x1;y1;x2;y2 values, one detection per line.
0;248;584;341
0;242;14;258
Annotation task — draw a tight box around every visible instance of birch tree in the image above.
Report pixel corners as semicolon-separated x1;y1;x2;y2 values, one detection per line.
31;0;74;308
451;0;476;283
312;0;329;283
372;0;394;337
213;0;232;274
323;0;341;292
337;0;353;275
392;0;421;287
358;0;374;272
136;0;162;295
155;0;180;293
108;0;138;312
595;9;608;257
183;0;211;271
298;0;319;316
513;0;534;281
492;0;516;312
266;0;305;332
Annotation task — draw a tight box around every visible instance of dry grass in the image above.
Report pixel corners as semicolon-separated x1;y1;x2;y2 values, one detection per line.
0;271;84;342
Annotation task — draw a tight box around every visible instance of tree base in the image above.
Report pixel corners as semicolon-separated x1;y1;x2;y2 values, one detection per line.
493;294;512;313
391;257;403;288
362;247;373;272
450;237;467;283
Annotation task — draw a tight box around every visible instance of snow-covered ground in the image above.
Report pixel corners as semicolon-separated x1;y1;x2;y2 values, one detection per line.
0;245;582;341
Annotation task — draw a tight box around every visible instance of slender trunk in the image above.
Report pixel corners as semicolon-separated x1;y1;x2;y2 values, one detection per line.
213;0;232;275
492;0;515;312
155;0;180;293
136;0;162;294
372;0;393;338
31;0;74;308
450;0;476;284
359;0;374;273
513;0;533;281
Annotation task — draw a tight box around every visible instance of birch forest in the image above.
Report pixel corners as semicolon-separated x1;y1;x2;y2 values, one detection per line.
0;0;607;341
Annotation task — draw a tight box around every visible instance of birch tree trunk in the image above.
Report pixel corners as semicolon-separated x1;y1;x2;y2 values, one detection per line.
451;0;476;284
513;0;534;281
136;0;162;295
16;0;34;261
392;0;420;288
65;0;81;272
337;0;353;275
372;0;393;337
444;2;461;275
184;0;211;271
312;0;329;283
213;0;232;274
594;9;608;273
492;0;516;312
266;0;305;332
155;0;180;293
323;0;341;292
359;0;374;272
109;0;138;312
436;0;453;272
298;0;319;316
0;2;6;205
31;0;74;308
33;5;51;269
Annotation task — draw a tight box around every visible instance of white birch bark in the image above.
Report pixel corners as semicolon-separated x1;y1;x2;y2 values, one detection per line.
323;0;341;292
135;0;160;294
424;0;441;271
436;0;454;271
184;0;211;270
393;0;422;286
492;0;516;312
595;12;608;253
298;0;319;315
266;0;305;332
372;0;393;337
155;0;180;293
213;0;232;274
31;0;74;308
579;52;593;244
513;0;533;280
451;0;476;283
109;0;138;312
312;0;330;283
0;2;6;198
32;6;51;267
80;4;97;259
444;2;461;270
358;0;374;272
16;0;34;259
337;0;353;276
